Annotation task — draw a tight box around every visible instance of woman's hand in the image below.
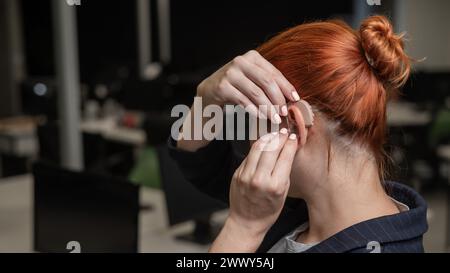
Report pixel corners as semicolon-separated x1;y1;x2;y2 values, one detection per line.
210;129;298;253
177;50;298;152
197;50;300;124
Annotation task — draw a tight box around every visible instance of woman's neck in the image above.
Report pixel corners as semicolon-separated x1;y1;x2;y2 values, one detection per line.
297;154;400;244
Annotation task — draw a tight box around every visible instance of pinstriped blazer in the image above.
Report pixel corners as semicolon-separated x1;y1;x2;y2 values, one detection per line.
168;138;428;253
257;181;428;253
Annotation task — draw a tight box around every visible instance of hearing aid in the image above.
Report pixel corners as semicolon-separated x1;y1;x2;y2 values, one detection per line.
297;100;315;127
285;100;315;146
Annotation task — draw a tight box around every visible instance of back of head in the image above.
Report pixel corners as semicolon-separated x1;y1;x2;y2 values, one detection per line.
257;15;411;177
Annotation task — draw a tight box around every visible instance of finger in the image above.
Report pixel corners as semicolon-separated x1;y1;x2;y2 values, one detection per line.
235;56;287;114
271;133;298;183
240;133;275;180
254;129;289;178
227;69;281;124
223;81;259;117
245;50;300;102
236;158;247;179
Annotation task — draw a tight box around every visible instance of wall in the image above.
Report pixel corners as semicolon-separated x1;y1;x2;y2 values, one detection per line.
395;0;450;71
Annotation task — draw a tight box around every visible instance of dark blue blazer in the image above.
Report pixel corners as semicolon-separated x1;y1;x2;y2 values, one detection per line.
168;138;428;253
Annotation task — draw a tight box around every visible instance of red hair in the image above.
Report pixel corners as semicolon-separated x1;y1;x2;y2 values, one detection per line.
258;15;411;177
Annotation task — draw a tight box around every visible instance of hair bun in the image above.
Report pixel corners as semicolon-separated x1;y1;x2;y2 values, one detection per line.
359;15;411;89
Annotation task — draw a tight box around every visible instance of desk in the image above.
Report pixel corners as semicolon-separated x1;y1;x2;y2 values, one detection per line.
0;116;147;156
387;102;432;127
0;117;41;177
80;118;146;147
0;116;40;157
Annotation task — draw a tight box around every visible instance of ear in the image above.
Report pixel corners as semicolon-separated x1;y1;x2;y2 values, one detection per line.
288;104;308;146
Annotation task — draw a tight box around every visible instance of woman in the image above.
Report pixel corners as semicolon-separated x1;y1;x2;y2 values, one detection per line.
169;15;428;253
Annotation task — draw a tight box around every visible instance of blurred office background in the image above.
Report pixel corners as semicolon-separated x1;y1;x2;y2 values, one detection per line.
0;0;449;253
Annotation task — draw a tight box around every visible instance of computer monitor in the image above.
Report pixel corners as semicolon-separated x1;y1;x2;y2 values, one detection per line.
33;161;139;253
156;145;227;244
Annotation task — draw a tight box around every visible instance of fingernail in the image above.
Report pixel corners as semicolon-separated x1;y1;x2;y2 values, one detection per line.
273;114;282;124
280;128;288;134
289;133;297;140
292;91;300;101
281;105;288;116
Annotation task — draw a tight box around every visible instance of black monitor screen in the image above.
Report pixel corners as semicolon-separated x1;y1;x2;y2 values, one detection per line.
33;162;139;253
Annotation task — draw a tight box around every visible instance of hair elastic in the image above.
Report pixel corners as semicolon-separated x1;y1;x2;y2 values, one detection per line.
365;52;376;68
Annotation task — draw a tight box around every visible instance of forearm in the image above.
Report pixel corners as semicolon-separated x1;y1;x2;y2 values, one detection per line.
209;217;266;253
177;91;221;152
